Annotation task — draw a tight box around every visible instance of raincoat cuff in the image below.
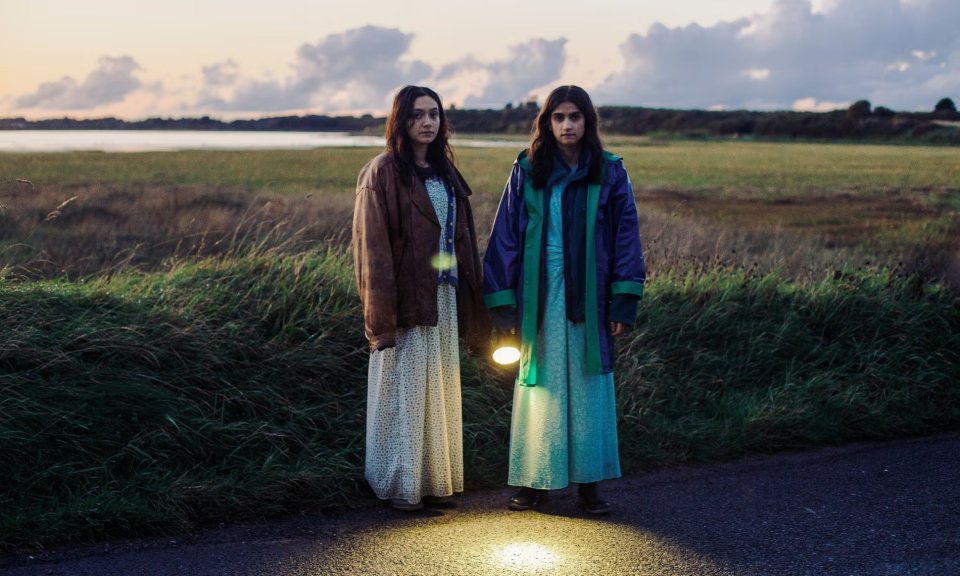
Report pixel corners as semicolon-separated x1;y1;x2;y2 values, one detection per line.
484;289;516;309
611;281;645;299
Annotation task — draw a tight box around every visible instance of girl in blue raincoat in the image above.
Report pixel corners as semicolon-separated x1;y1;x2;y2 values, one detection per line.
483;85;646;514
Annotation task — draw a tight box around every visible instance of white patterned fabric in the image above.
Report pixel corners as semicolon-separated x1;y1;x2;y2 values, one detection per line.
423;173;458;283
507;172;621;489
364;174;463;505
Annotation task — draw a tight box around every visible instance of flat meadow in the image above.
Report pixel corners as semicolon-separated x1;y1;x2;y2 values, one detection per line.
3;140;958;278
1;140;958;549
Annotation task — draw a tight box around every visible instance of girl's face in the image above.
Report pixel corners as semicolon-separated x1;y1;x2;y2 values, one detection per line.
550;101;585;149
406;95;440;147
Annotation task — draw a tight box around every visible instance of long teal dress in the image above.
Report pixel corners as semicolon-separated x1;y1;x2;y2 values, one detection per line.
507;165;621;490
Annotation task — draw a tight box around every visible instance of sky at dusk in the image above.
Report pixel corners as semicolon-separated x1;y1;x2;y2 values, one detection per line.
4;0;959;120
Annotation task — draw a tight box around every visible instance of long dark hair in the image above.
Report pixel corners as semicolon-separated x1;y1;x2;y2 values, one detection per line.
529;85;604;190
385;85;455;183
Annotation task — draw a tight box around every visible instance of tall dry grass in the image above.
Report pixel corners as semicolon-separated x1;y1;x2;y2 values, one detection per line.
0;178;353;278
2;177;958;290
3;142;958;286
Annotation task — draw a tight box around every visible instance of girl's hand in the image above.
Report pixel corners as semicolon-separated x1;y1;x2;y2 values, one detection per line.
609;322;627;337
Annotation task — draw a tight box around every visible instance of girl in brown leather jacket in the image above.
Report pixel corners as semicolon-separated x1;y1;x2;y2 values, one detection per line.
352;85;487;511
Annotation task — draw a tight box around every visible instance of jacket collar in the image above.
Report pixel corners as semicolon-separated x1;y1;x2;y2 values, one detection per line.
516;148;621;180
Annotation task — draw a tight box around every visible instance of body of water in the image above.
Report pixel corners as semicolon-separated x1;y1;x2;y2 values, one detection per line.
0;130;523;152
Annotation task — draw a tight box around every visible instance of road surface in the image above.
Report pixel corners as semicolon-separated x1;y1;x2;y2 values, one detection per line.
2;433;958;575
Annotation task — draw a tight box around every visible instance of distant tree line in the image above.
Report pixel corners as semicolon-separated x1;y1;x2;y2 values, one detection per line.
2;97;957;144
446;97;960;144
0;114;379;132
597;97;960;144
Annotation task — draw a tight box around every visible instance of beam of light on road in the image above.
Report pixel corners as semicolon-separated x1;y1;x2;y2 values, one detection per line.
294;507;733;574
490;542;562;572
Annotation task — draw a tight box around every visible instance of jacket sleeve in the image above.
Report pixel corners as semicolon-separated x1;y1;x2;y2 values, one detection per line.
352;160;398;350
483;163;524;315
606;160;646;327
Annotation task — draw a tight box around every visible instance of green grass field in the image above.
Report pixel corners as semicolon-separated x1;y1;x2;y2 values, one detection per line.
1;140;958;550
4;140;959;196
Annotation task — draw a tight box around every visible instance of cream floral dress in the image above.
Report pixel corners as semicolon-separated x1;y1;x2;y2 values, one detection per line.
364;170;462;505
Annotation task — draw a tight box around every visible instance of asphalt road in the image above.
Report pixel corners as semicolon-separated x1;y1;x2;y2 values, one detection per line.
2;433;958;576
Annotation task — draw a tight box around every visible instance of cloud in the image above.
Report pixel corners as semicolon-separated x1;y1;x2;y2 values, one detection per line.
197;30;566;114
593;0;960;111
15;56;142;110
791;97;849;112
204;26;432;113
202;60;240;87
14;2;957;118
435;38;567;109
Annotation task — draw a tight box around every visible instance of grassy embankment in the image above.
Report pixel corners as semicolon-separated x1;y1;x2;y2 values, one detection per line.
1;141;959;550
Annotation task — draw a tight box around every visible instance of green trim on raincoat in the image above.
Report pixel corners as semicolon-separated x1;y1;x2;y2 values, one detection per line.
518;155;543;385
484;289;516;309
611;281;645;298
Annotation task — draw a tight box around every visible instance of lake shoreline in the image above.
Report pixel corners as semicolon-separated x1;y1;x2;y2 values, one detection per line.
0;130;527;153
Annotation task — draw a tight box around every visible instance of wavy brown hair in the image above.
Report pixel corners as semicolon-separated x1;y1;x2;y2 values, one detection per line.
385;85;455;183
529;85;604;190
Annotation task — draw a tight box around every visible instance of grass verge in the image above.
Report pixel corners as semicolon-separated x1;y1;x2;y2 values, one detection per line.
1;247;957;550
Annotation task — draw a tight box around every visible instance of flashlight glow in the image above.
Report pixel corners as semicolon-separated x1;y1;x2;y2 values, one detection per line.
491;543;561;572
492;345;521;365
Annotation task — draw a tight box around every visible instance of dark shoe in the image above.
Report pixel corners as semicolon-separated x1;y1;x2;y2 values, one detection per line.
423;495;455;508
578;482;611;515
508;487;549;510
389;498;424;511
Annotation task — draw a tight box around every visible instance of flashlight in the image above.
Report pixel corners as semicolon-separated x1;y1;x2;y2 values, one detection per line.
492;327;520;365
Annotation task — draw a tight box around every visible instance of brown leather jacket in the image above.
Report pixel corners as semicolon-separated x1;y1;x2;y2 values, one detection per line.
352;152;489;352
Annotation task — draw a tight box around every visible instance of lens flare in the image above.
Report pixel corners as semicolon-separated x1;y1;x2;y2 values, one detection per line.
431;252;457;271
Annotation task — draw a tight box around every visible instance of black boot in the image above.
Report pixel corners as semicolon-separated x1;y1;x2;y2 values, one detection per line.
578;482;611;515
508;487;549;510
